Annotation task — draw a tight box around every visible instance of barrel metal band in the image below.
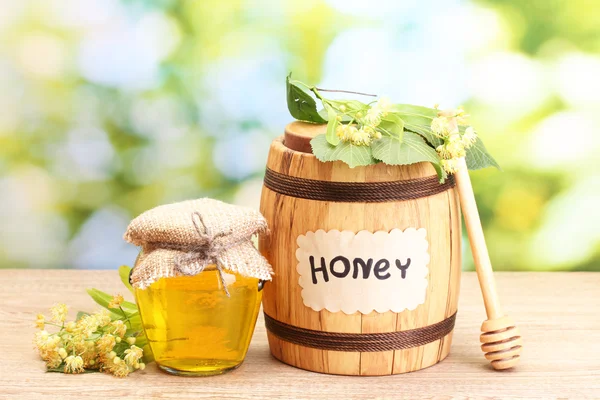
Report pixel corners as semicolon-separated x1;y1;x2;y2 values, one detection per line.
264;312;457;352
263;168;455;203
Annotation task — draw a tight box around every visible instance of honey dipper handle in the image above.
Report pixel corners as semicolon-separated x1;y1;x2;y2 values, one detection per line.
454;157;503;320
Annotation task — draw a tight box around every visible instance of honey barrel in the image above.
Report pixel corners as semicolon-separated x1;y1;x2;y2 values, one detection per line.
259;122;461;375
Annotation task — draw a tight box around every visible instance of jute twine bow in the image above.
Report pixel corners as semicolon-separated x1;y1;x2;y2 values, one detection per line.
173;212;247;297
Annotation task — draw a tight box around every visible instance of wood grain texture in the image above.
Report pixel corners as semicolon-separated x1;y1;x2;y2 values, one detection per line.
259;132;461;375
1;270;599;399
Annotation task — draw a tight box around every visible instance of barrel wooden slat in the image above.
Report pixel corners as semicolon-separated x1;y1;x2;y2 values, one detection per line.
260;122;462;376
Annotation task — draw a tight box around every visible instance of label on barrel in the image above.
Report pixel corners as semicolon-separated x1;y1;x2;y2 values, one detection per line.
296;228;430;314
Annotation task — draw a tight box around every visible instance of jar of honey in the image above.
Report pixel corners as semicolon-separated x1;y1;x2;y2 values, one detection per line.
124;198;273;376
135;266;263;376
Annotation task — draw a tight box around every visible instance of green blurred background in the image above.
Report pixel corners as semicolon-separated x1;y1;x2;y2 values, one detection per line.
0;0;598;271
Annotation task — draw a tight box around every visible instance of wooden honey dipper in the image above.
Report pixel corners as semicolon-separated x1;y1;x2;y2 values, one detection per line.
454;157;522;370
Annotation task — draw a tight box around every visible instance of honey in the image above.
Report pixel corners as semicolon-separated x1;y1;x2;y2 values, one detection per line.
135;267;262;376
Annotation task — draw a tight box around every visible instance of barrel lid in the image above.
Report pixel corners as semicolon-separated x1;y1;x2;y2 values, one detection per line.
284;121;326;153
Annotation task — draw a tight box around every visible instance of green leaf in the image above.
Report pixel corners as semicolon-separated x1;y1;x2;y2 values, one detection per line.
86;288;138;314
372;131;445;182
325;105;339;145
379;113;405;138
119;265;134;295
465;136;501;170
286;74;327;123
391;104;438;118
310;134;375;168
403;123;444;147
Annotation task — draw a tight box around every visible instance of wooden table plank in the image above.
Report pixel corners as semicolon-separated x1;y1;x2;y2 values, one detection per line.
0;270;599;399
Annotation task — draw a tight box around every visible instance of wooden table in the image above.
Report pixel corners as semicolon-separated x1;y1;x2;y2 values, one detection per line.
1;270;599;399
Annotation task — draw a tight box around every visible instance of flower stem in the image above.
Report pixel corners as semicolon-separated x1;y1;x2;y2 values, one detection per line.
118;306;132;328
315;88;377;97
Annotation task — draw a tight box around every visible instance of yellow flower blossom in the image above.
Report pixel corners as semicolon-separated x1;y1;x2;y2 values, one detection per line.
111;320;127;338
96;334;116;353
123;345;143;367
110;361;132;378
76;314;99;338
107;294;124;310
94;309;112;327
335;124;351;141
430;117;450;137
36;314;45;330
441;159;459;174
462;126;477;146
445;141;466;159
364;107;381;127
126;337;136;345
64;355;84;374
42;349;63;369
376;97;392;115
436;145;451;159
50;304;68;323
350;127;372;146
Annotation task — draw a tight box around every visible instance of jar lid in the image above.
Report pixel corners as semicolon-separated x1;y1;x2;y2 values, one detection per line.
284;121;326;153
124;198;273;289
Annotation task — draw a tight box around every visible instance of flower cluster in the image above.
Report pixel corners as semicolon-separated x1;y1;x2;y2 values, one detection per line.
430;107;478;174
34;298;145;378
335;97;391;146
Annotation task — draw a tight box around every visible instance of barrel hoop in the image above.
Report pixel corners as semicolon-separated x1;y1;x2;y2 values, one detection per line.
263;168;455;202
264;312;457;352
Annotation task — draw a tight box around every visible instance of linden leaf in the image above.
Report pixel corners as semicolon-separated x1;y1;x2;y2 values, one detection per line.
379;113;405;138
465;136;501;170
286;74;327;123
310;134;375;168
372;131;445;182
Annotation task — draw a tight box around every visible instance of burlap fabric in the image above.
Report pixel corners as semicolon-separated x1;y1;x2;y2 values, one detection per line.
124;198;272;289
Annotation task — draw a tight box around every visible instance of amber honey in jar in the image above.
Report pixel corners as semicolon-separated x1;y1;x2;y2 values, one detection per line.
135;266;262;376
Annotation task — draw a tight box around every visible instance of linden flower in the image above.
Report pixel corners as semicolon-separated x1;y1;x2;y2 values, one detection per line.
97;334;116;353
462;126;477;146
445;141;466;158
36;314;45;330
336;124;351;141
351;127;372;146
76;314;99;338
107;294;124;309
430;117;450;137
376;97;392;114
441;158;459;174
123;345;143;367
110;320;127;338
64;355;85;374
50;304;68;323
65;321;76;332
94;309;112;328
364;107;382;127
436;145;451;159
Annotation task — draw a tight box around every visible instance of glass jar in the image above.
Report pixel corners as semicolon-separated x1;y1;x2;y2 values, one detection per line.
135;265;262;376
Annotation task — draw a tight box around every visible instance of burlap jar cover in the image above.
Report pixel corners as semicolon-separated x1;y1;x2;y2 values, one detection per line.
124;198;273;292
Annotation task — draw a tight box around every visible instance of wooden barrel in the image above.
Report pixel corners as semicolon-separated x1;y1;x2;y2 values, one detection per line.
259;122;461;376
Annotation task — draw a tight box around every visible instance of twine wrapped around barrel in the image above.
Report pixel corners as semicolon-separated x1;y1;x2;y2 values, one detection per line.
124;198;273;290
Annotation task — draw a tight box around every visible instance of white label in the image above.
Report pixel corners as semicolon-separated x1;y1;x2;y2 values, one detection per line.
296;228;430;314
